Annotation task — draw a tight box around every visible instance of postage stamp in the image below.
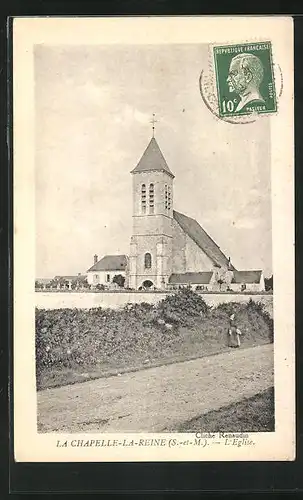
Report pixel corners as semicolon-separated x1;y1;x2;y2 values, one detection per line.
213;41;277;117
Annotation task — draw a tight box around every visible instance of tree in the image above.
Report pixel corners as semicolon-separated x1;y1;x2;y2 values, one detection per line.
59;278;69;288
82;278;90;289
112;274;125;288
217;278;224;291
96;283;105;291
71;279;78;290
264;275;273;291
49;278;59;289
50;278;68;289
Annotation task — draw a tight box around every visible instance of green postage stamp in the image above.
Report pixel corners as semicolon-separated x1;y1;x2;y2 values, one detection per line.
213;41;277;117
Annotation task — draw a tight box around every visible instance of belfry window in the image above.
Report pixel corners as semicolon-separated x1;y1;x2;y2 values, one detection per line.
165;184;171;211
149;183;154;214
144;252;152;269
141;184;146;214
165;184;168;210
167;186;171;211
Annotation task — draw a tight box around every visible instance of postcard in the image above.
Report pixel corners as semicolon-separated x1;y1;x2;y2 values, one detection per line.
13;16;295;461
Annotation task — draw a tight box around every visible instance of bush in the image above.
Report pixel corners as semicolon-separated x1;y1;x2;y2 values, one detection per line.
214;301;243;317
246;299;274;341
211;299;273;344
157;288;209;326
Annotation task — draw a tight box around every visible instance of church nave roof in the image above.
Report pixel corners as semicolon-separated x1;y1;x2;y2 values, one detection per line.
173;210;236;270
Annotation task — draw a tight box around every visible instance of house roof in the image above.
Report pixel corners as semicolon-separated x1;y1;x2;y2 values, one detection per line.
87;255;127;272
131;137;175;178
169;271;213;285
173;210;236;270
36;278;52;284
54;275;87;281
232;270;262;284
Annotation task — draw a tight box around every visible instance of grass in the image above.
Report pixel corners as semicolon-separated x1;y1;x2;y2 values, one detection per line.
37;334;271;391
175;387;275;433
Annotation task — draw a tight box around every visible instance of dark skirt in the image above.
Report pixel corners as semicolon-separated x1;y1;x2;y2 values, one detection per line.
228;326;241;347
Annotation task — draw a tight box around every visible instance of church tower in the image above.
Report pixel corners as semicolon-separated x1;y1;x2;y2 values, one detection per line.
129;136;175;290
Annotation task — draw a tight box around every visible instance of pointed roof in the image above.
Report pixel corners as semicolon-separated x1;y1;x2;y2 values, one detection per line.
131;137;175;178
87;255;127;273
173;210;236;270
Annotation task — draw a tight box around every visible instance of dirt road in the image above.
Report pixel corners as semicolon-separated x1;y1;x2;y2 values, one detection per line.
37;344;274;433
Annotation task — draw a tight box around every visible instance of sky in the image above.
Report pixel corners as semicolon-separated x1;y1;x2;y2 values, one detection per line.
35;44;272;278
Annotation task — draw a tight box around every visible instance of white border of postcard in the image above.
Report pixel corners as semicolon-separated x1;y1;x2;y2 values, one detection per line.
13;16;295;462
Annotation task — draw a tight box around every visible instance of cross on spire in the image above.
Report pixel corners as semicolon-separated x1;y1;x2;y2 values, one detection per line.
150;113;158;137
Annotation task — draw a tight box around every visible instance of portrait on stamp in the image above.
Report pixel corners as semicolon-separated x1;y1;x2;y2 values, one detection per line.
226;53;265;111
213;42;277;117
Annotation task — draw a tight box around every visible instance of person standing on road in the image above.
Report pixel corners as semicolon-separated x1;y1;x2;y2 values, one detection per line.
228;313;242;348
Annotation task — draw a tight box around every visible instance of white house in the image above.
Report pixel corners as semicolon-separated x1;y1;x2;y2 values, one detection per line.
229;270;265;292
86;254;128;287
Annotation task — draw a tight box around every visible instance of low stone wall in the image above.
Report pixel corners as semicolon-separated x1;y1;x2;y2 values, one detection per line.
35;291;273;317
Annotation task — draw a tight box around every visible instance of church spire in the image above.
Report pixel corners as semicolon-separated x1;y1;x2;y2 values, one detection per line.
131;136;175;178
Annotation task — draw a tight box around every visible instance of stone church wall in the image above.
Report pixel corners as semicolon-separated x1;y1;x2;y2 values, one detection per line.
171;218;214;273
132;214;172;237
128;234;173;289
171;218;186;273
129;234;159;282
185;233;215;272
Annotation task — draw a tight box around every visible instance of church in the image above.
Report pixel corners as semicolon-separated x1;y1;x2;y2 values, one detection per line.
87;134;265;292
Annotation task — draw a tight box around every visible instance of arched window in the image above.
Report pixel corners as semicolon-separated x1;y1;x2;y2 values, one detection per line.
149;183;154;214
141;184;146;214
144;252;152;269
